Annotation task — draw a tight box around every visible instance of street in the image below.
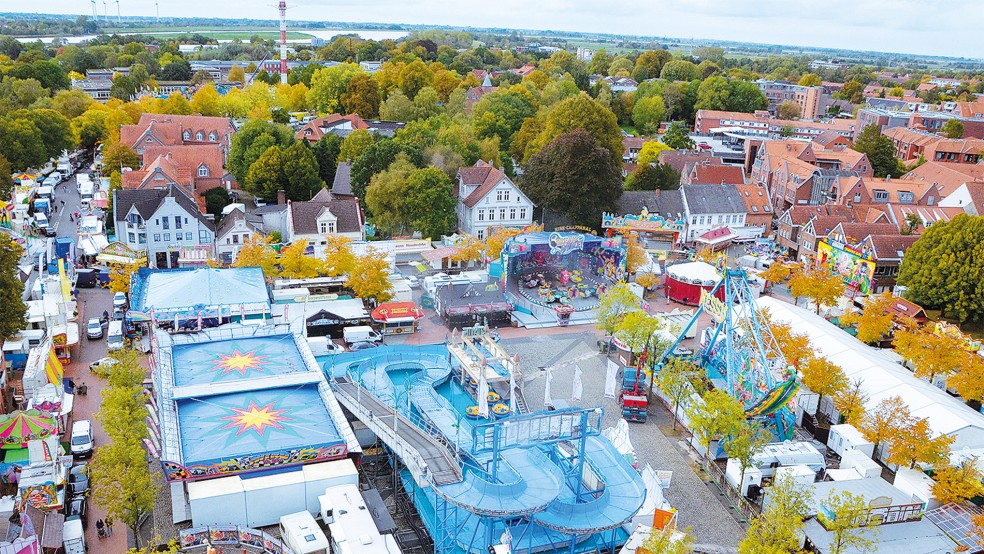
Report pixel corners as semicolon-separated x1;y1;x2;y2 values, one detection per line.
53;171;130;552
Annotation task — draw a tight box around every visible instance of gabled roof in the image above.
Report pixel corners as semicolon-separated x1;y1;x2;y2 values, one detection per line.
686;164;745;185
295;113;369;143
615;190;685;219
288;189;363;235
215;207;260;239
114;185;214;230
806;215;852;237
862;177;938;204
812;130;850;148
783;204;855;226
456;160;528;209
733;183;773;215
864;234;919;261
121;114;235;149
902;161;984;197
682;183;746;214
830;222;898;243
884;204;965;232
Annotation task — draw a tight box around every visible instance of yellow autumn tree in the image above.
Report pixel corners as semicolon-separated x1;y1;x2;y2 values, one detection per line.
635;272;660;292
759;261;794;284
788;265;845;315
450;234;485;265
232;235;280;277
859;396;912;460
621;231;647;274
932;460;984;505
893;326;967;383
278;241;324;279
840;292;895;345
948;354;984;404
322;236;356;277
346;251;393;304
762;311;813;370
832;378;868;426
800;356;848;416
108;263;138;294
485;226;523;260
886;417;953;469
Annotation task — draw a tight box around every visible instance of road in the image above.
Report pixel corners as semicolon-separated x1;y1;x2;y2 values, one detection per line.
53;171;130;552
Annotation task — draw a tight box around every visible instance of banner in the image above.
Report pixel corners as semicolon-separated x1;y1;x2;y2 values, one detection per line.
604;360;618;399
816;239;875;296
700;289;727;324
44;348;63;388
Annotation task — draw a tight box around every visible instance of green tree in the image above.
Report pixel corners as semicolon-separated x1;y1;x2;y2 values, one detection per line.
798;73;822;87
661;121;694;150
656;357;704;431
728;80;769;113
307;62;363;114
596;282;642;339
0;117;46;170
110;73;138;101
246;142;324;201
819;490;876;554
472;87;537;148
777;100;801;120
365;153;416;236
312;134;343;185
0;155;11;201
852;124;905;178
625;162;680;191
631;50;672;82
102;142;140;173
16;109;75;161
528;92;623;166
51;89;94;119
340;128;375;162
942;118;964;139
897;214;984;322
659;60;700;82
615;311;664;365
204;187;231;223
405;167;457;239
0;235;27;340
632;95;666;135
227;119;295;183
694;75;731;111
520;129;623;228
723;418;770;491
341;72;381;118
739;474;813;554
838;80;865;104
686;388;745;463
399;60;434;100
351;138;422;202
227;65;246;84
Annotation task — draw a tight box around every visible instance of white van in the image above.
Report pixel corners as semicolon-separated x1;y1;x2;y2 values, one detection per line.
63;517;86;554
279;511;329;554
343;326;382;346
107;321;124;351
307;336;345;356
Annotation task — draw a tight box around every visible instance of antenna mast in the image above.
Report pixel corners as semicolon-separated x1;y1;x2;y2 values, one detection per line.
278;1;288;84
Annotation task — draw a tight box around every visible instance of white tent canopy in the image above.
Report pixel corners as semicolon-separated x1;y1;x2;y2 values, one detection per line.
665;261;721;286
758;297;984;450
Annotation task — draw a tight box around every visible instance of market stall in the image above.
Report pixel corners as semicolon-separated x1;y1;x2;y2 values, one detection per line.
371;302;424;335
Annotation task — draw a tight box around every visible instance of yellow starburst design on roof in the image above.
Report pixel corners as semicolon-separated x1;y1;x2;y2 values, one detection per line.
220;401;291;436
212;349;268;377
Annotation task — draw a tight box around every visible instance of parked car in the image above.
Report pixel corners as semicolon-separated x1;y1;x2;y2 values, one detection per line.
671;345;694;357
70;420;94;458
67;464;89;497
64;495;87;529
347;341;379;351
112;292;127;309
404;275;420;288
85;318;103;340
89;357;118;375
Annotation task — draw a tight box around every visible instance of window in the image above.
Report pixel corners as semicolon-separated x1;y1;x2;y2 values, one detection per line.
692;216;698;224
186;232;192;240
853;192;862;203
183;131;191;140
199;231;211;243
897;191;914;204
520;208;527;220
477;209;485;221
927;195;935;205
319;221;336;234
500;208;506;220
208;132;217;141
718;215;724;224
489;210;495;221
195;132;203;141
477;229;484;239
198;165;209;177
509;208;516;220
175;216;182;229
155;219;159;226
164;233;171;241
138;234;146;244
497;189;510;202
128;233;135;242
873;190;889;202
146;137;153;142
226;237;231;245
154;234;161;242
162;218;169;230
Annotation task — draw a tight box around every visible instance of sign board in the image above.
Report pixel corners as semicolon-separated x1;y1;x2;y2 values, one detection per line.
816;239;876;296
602;211;687;233
548;232;584;256
699;289;727;323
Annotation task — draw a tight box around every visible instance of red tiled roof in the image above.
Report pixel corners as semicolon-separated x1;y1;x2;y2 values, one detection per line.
866;234;919;260
456;161;512;208
688;164;745;185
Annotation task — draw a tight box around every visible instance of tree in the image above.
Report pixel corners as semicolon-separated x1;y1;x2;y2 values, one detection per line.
942;118;964;139
788;266;844;314
759;262;792;294
227;120;294;183
527;92;624;166
632;95;666;135
632;50;672;82
101;142;140;173
886;417;953;469
0;155;10;200
306;63;363;114
932;460;984;505
728;80;769;113
405;167;457;239
801;356;848;416
852;124;905;178
340;128;375;162
160;60;192;81
776;100;801;120
341;72;381;118
798;73;822;87
596;282;642;338
203;187;231;223
0;117;46;170
947;354;984;404
893;326;966;383
189;84;222;116
398;60;434;100
51;89;94;119
858;396;911;460
365;153;416;236
839;292;895;345
227;65;246;84
723;418;771;491
322;236;356;276
898;214;984;322
695;76;731;111
279;241;324;279
622;232;647;274
346;251;393;304
636;272;660;292
108;263;138;294
661;121;694;150
625;162;680;191
833;378;868;426
246;142;324;201
764;313;813;370
312;134;343;185
16;109;75;161
659;60;700;82
520;130;623;228
686;389;745;462
739;474;813;554
110;74;138;101
615;311;664;361
449;234;486;265
232;236;279;277
641;526;694;554
636;141;673;166
0;235;27;340
656;357;704;430
818;490;875;554
484;226;524;260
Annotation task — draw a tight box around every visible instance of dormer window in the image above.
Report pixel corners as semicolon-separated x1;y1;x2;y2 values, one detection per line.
195;132;204;141
208;132;217;141
198;165;209;177
319;221;336;234
183;130;191;140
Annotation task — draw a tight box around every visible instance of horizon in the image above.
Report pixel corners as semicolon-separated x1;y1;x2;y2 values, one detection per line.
4;0;984;61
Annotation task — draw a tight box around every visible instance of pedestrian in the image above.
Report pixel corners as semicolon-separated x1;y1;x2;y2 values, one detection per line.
105;517;113;537
95;519;105;539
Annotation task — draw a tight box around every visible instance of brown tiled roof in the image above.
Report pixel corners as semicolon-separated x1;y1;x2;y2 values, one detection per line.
456;160;512;208
288;189;363;235
734;183;773;215
866;234;919;260
688;164;745;185
902;161;984;197
657;150;715;173
122;114;235;150
809;215;852;236
834;222;898;243
295;113;370;143
862;177;938;204
812;130;849;147
784;204;855;226
884;204;965;232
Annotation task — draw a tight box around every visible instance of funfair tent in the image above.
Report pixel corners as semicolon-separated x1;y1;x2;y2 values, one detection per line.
665;262;723;306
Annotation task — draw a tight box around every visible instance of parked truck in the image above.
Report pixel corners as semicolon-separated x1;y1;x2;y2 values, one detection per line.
620;361;649;423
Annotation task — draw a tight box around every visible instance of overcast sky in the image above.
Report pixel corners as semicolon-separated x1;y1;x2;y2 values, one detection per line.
20;0;984;59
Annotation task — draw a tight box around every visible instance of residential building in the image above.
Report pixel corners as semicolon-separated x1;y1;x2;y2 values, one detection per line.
609;190;687;251
283;188;364;257
214;207;262;264
939;182;984;215
622;136;653;168
113;186;215;269
855;107;912;138
751;140;871;209
682;162;746;186
120;113;237;157
909;111;984;139
754;79;823;120
858;177;940;206
680;184;748;242
775;205;854;255
511;64;537;77
454;160;534;240
856;234;920;293
797;217;888;261
734;183;774;237
902;161;984;199
695;109;859;140
810;130;851;151
464;74;497;113
883;127;984;163
120;146;233;211
295;113;405;144
881;203;965;234
658;150;717;174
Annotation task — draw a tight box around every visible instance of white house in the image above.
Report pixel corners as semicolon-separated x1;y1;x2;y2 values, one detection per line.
285;188;364;257
455;160;534;239
215;206;262;264
114;185;215;268
681;184;748;243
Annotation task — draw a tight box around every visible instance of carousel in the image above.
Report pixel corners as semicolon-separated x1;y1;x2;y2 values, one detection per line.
665;261;724;306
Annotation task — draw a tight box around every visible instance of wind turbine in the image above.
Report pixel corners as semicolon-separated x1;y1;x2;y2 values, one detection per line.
102;0;108;19
115;0;121;24
91;0;98;20
155;0;159;23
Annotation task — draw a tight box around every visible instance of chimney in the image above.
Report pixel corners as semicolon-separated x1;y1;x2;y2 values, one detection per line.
277;189;286;205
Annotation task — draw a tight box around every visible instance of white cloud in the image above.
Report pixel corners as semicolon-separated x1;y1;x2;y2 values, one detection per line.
21;0;984;58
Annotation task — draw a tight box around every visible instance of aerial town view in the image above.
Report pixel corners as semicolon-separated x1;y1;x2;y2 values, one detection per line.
3;2;984;554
